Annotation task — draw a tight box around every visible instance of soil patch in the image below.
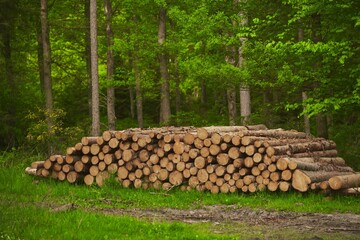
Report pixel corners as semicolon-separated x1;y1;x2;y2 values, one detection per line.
82;204;360;239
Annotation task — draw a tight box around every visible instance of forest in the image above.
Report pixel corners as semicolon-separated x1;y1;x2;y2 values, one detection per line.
0;0;359;170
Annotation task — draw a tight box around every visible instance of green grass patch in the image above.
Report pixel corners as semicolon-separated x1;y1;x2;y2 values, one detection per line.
1;151;360;214
1;151;360;239
0;203;233;240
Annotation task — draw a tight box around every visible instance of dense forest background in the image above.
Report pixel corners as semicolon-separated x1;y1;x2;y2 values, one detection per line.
0;0;359;170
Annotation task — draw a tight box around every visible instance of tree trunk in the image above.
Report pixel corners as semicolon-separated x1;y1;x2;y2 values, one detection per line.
40;0;53;153
104;0;116;131
175;59;181;115
133;15;143;128
237;2;250;125
302;91;311;135
158;7;171;125
90;0;100;136
227;87;237;126
85;0;92;119
129;87;135;119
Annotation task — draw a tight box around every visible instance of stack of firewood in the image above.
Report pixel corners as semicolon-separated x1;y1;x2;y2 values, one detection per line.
26;125;360;193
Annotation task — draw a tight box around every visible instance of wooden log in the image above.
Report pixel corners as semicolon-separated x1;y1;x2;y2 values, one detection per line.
57;171;66;181
233;158;243;168
208;144;220;156
244;157;254;168
213;165;226;177
44;159;52;170
235;179;244;189
95;171;110;187
239;168;250;176
25;167;37;175
66;171;79;183
242;129;307;139
62;164;74;173
194;156;206;169
290;149;338;158
267;181;279;192
31;161;44;169
117;166;128;180
197;169;209;183
281;170;292;181
84;174;94;186
210;132;222;145
329;173;360;190
203;138;212;147
276;157;289;171
197;128;209;140
243;175;255;185
107;163;118;174
200;147;210;158
74;142;83;151
270;172;280;182
231;135;241;146
194;138;204;149
252;153;262;163
251;166;261;176
245;145;256;156
90;144;101;155
183;132;195;145
228;147;239;160
279;181;290;192
158;169;169;181
67;147;81;155
189;176;200;188
81;136;99;146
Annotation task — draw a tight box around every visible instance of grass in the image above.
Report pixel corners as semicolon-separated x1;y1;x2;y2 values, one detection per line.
1;151;360;239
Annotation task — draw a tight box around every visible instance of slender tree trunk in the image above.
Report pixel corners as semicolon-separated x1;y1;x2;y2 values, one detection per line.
225;42;237;126
40;0;53;153
132;16;143;128
312;13;328;138
237;2;250;125
302;92;311;135
227;88;237;125
104;0;116;130
90;0;100;136
158;7;171;125
129;88;135;119
175;63;181;115
85;0;92;119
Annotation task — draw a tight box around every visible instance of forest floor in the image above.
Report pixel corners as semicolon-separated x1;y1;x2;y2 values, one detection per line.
47;202;360;239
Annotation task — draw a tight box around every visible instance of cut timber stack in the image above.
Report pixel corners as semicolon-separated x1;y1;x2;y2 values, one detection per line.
25;125;360;193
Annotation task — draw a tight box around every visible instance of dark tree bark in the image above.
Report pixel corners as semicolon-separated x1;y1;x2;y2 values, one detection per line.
40;0;53;134
133;16;143;128
90;0;100;136
104;0;116;130
129;88;135;119
158;7;171;125
85;0;92;118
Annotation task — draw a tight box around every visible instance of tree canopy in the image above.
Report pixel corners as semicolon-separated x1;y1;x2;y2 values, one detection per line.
0;0;359;169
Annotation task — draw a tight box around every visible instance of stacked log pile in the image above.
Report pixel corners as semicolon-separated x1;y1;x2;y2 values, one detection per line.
25;125;360;193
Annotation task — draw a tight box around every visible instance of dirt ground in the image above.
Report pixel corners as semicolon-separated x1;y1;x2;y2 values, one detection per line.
81;204;360;239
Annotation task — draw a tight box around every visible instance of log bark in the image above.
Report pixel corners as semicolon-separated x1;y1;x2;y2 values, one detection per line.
329;173;360;190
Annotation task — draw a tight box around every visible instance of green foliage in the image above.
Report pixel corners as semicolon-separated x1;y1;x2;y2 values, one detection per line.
25;108;85;154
